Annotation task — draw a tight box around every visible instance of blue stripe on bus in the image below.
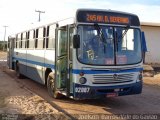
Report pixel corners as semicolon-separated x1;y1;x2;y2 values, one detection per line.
13;57;143;74
13;57;55;69
72;68;143;74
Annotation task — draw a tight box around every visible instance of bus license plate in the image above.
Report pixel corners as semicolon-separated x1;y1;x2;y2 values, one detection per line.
106;93;118;97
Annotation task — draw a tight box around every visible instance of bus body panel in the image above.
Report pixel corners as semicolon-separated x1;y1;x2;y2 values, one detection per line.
13;49;56;84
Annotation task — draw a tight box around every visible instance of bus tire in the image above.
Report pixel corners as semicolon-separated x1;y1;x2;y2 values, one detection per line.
16;63;23;79
47;72;62;99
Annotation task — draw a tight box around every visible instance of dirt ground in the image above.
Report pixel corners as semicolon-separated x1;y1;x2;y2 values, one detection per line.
0;51;7;59
1;51;160;120
0;51;7;68
0;70;57;115
0;69;69;120
0;52;68;119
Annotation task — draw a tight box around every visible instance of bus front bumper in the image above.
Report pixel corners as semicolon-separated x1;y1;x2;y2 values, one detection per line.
73;81;142;99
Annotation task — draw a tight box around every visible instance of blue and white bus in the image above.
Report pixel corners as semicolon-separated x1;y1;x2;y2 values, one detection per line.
7;9;143;99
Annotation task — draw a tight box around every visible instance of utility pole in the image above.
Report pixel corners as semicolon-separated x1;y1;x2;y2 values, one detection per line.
2;25;8;72
35;10;45;22
3;25;8;51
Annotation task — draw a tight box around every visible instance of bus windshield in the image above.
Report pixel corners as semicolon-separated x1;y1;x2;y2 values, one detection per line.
77;25;142;65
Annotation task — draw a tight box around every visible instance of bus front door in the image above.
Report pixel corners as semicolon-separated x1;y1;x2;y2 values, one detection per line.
55;25;74;97
55;26;68;92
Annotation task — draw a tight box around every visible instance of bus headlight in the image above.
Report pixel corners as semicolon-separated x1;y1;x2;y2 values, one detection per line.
138;72;143;81
79;77;87;84
139;73;143;80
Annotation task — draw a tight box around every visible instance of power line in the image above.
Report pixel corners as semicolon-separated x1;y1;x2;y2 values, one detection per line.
35;10;45;22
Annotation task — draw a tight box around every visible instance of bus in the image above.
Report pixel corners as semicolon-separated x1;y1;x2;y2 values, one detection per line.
7;9;143;99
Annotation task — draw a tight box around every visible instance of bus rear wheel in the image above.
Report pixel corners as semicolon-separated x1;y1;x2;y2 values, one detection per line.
47;72;62;99
16;63;23;79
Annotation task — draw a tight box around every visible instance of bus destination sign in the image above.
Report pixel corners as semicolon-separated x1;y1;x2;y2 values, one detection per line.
76;10;141;26
86;14;129;24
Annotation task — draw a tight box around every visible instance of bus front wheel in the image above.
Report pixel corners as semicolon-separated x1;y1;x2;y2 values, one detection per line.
47;72;62;99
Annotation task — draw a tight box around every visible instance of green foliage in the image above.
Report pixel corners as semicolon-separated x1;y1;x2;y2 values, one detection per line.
0;41;7;51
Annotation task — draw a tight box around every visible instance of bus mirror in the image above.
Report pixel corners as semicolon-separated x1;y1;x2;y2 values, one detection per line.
73;35;80;48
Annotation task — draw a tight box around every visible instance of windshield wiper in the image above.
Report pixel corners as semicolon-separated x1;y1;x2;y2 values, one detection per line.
118;25;130;40
94;23;107;44
94;23;108;53
116;25;130;52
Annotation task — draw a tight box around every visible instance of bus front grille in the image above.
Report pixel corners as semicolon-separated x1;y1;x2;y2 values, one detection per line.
92;73;135;84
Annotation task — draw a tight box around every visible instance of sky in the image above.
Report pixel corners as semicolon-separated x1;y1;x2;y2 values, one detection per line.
0;0;160;40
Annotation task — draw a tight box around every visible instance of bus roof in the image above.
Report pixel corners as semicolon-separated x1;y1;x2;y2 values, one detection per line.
76;8;140;26
10;17;75;36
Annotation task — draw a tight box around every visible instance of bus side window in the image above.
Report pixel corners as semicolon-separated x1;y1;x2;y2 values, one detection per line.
17;34;21;49
43;27;46;48
29;30;35;49
20;33;23;48
46;26;49;48
8;39;10;49
35;29;38;48
37;27;43;49
47;24;56;49
22;32;26;48
27;31;30;48
15;35;18;48
69;27;74;60
121;29;134;51
58;27;67;56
